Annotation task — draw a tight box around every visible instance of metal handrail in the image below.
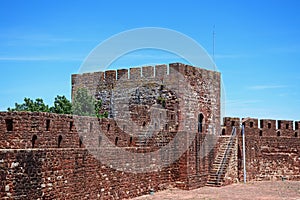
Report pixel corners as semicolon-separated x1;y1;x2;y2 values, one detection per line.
216;127;236;185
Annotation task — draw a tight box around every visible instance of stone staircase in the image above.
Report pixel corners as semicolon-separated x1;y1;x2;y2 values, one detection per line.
206;128;236;187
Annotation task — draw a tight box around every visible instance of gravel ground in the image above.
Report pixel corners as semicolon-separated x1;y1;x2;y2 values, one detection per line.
132;181;300;200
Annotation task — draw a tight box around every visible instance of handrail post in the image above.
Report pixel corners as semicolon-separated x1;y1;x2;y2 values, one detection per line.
242;124;247;184
241;117;250;184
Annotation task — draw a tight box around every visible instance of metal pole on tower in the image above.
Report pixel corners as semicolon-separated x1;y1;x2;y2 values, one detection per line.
213;25;215;69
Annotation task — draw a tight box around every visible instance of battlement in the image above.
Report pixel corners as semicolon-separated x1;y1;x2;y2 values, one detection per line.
2;60;300;199
0;111;184;150
222;117;299;137
0;112;79;149
1;111;298;150
71;63;220;98
1;111;300;199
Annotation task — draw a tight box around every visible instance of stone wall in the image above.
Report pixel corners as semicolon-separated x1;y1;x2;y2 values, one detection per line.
71;63;221;136
239;136;300;182
0;149;177;199
1;61;299;198
223;137;239;185
0;111;223;199
1;112;300;199
222;117;300;182
0;112;77;149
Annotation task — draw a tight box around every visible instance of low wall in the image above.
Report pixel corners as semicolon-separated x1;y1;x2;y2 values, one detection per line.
238;136;300;182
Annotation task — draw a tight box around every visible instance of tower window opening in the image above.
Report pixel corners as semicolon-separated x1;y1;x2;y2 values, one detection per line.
198;113;204;133
250;122;254;128
32;135;37;148
268;123;271;129
5;119;13;131
90;122;93;132
79;136;83;148
58;135;63;148
70;121;73;131
46;119;50;131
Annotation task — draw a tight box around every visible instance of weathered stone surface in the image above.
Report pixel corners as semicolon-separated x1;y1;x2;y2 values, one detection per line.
0;63;299;199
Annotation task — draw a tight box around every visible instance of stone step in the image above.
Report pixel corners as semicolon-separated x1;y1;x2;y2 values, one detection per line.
209;172;226;176
213;163;229;166
209;175;225;179
206;136;237;186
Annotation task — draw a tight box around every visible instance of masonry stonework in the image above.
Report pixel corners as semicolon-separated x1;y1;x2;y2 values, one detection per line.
1;63;299;199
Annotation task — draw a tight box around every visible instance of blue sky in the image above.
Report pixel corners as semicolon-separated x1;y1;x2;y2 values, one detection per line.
0;0;299;121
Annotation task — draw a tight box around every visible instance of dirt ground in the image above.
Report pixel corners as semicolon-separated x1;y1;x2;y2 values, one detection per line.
132;181;300;200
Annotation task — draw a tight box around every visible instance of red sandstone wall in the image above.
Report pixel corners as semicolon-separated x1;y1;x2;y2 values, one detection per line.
238;136;300;182
223;117;300;182
0;149;177;199
1;112;300;199
71;63;222;191
223;137;239;185
0;111;220;199
0;112;78;149
72;63;221;136
180;134;224;189
1;60;299;198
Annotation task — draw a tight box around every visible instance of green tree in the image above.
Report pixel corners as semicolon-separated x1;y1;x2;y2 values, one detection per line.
50;95;72;114
7;91;107;118
72;88;107;118
95;99;108;118
72;88;96;116
8;97;50;112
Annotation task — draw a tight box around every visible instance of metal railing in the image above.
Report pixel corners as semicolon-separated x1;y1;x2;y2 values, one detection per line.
216;126;236;185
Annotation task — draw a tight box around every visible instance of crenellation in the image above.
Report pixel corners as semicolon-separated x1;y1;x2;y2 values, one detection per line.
184;64;195;75
277;120;294;137
71;71;105;99
242;118;258;136
104;70;117;82
142;66;154;78
1;63;300;199
117;69;128;80
222;117;300;138
169;62;184;74
155;64;168;78
260;119;276;136
129;67;141;79
242;118;258;128
223;117;240;135
0;112;81;149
